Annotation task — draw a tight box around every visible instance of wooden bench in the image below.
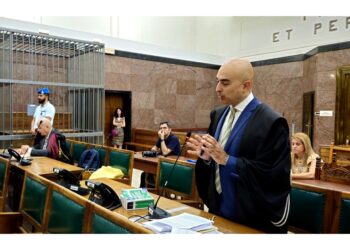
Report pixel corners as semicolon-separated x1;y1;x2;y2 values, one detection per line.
318;143;350;185
0;112;73;134
319;143;350;165
124;128;189;151
124;128;203;151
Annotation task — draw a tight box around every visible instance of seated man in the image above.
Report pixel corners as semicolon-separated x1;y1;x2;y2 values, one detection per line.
141;122;180;188
20;118;59;159
151;121;180;156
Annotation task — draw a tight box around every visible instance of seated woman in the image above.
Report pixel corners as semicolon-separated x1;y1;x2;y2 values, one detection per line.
291;132;319;180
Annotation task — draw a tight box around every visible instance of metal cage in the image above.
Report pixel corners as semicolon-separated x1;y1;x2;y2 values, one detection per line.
0;27;105;148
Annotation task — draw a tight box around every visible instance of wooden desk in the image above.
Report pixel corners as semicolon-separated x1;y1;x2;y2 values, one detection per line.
133;152;195;174
10;156;82;177
292;179;350;193
82;178;261;234
3;156;261;234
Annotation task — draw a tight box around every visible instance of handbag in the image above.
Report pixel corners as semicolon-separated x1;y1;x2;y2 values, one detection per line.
111;128;119;136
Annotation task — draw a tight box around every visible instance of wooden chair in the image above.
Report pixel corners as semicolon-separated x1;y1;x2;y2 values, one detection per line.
0;172;52;233
332;192;350;233
19;172;52;233
65;139;72;155
0;157;10;211
43;182;92;233
87;203;150;234
288;187;327;233
89;143;108;167
153;158;203;209
71;140;88;163
107;147;134;185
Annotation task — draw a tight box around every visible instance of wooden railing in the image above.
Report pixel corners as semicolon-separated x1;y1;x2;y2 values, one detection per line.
124;128;189;151
0;112;73;134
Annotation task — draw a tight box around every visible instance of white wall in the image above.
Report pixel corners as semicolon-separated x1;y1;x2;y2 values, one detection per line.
1;16;350;64
234;16;350;60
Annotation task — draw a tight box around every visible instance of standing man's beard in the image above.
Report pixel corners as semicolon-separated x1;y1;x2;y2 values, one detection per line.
38;98;45;104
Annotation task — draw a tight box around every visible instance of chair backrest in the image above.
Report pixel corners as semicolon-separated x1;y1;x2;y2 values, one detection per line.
45;183;90;233
19;172;51;232
289;187;326;233
90;144;107;167
89;203;150;234
65;140;72;155
108;148;134;179
0;157;10;211
156;158;196;200
71;141;88;162
338;193;350;233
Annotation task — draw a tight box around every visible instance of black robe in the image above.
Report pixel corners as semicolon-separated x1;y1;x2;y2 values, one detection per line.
195;102;291;233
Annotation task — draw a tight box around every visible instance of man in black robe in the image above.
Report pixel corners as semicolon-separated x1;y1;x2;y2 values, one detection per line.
187;58;291;233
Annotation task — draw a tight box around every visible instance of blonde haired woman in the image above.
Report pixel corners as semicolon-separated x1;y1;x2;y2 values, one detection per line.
291;132;319;179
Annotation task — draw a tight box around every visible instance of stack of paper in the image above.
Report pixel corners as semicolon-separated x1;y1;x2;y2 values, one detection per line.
143;212;217;234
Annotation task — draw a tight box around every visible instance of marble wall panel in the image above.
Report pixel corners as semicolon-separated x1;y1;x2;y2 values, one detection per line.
130;59;157;76
132;108;155;129
153;109;179;128
152;73;177;94
153;109;195;129
105;72;131;90
103;51;346;141
176;80;196;95
195;67;217;82
254;50;350;151
176;95;196;111
104;55;218;129
195;86;215;110
315;49;350;72
195;109;212;128
315;89;336;111
130;75;153;92
176;65;196;81
132;92;155;109
154;92;176;110
316;71;337;92
313;115;335;149
105;56;131;74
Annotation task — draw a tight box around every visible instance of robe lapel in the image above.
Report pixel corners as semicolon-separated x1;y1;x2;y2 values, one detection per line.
224;98;261;154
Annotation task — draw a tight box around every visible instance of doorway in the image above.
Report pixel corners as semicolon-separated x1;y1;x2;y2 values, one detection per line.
302;91;315;145
335;66;350;145
104;91;132;147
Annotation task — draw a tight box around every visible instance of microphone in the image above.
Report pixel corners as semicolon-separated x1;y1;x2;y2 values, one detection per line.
20;148;31;166
148;131;192;219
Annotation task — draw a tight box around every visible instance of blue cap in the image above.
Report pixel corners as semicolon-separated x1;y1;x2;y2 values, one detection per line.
37;88;50;95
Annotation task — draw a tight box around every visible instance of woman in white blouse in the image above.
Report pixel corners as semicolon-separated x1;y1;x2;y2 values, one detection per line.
291;132;319;179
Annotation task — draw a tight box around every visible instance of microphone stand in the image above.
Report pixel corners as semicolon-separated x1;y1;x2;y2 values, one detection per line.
148;132;191;219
